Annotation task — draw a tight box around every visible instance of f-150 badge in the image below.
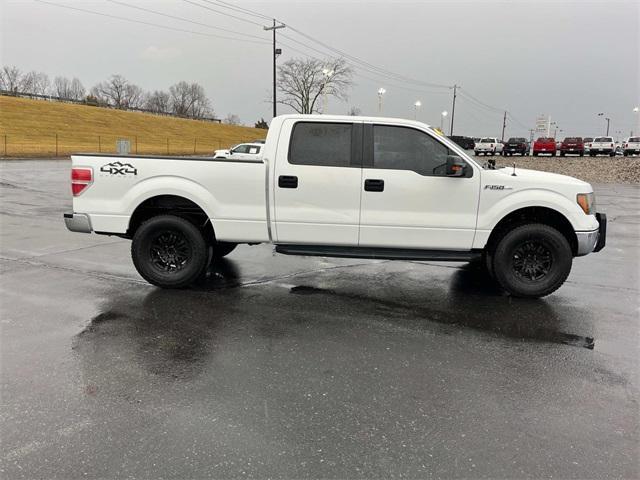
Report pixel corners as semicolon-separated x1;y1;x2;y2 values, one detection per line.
484;185;513;190
100;161;137;176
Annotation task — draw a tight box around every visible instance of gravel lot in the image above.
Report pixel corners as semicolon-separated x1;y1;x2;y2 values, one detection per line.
476;154;640;184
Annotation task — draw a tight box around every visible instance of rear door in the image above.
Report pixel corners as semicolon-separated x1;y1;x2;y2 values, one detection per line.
359;123;480;250
273;119;363;245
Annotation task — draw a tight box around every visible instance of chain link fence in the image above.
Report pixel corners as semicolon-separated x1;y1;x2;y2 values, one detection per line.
0;133;264;157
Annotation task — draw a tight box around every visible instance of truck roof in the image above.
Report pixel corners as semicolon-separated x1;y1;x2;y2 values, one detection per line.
274;113;433;129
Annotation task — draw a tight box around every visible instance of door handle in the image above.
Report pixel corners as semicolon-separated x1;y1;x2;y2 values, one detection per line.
278;175;298;189
364;179;384;192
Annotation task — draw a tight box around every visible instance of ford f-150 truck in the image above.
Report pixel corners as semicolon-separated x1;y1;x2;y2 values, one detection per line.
64;114;606;298
589;136;616;156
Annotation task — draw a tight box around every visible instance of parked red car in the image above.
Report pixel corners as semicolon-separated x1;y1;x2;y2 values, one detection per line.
560;137;584;157
533;137;557;156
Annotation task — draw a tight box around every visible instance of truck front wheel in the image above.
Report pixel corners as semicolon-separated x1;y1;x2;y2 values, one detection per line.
131;215;209;288
491;224;572;298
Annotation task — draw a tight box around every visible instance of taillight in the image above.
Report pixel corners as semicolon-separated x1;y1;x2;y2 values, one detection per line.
71;167;93;196
611;143;614;147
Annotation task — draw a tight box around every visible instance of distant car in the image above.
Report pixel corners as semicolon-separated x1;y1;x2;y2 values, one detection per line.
533;137;557;156
589;136;616;157
583;137;594;154
623;136;640;156
449;135;475;150
503;137;529;156
560;137;584;157
474;137;503;156
213;143;263;160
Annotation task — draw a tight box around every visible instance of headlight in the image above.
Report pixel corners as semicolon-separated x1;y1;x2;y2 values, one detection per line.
576;193;595;215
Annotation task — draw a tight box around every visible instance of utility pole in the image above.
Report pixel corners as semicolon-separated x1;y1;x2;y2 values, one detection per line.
264;19;285;119
605;117;610;136
449;84;457;136
501;111;507;141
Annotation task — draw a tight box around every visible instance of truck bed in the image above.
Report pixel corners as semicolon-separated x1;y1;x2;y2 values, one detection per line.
70;153;269;242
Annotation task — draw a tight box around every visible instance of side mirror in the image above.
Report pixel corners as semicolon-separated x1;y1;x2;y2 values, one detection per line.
446;155;467;177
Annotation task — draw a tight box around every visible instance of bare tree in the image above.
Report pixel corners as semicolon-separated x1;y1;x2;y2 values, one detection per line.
0;65;23;92
347;106;361;116
21;71;50;95
69;78;85;101
53;76;85;100
224;113;241;125
277;57;353;114
91;74;144;109
169;81;212;119
145;90;171;113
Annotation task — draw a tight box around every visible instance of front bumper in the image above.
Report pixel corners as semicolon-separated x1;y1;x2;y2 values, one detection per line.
576;212;606;256
64;212;92;233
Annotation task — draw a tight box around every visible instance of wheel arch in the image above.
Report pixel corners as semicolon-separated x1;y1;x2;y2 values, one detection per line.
485;206;578;255
127;194;215;243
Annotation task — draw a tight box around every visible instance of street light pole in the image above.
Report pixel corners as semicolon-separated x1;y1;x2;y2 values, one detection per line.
449;84;458;135
264;19;285;119
321;68;334;114
634;107;639;135
377;88;386;114
413;100;421;120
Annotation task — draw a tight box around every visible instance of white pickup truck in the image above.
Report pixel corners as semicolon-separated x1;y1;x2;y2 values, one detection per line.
474;137;504;156
589;136;616;156
65;114;606;298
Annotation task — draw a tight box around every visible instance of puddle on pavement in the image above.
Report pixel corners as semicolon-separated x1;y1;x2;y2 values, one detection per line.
289;284;596;350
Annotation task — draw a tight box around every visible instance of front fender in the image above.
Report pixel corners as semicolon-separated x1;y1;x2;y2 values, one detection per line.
478;188;597;232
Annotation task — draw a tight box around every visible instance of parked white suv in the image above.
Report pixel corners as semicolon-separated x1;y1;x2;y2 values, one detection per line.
474;137;504;156
623;136;640;156
213;143;263;160
64;114;606;298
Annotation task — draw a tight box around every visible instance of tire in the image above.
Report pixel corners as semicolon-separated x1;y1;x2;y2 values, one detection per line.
131;214;209;288
491;224;572;298
624;151;629;157
579;152;584;157
590;152;595;157
560;152;565;157
213;241;237;258
551;152;556;157
609;152;615;157
533;152;538;156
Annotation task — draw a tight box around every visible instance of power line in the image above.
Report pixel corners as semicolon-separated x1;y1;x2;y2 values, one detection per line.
201;0;272;21
181;0;266;27
285;26;452;90
35;0;270;45
105;0;269;41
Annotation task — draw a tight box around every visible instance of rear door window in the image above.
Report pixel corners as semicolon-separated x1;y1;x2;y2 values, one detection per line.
289;122;353;167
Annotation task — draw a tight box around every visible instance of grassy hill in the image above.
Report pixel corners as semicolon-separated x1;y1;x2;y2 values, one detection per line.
0;96;266;157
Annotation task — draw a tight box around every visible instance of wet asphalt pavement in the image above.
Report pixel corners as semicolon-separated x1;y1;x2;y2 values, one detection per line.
1;159;638;479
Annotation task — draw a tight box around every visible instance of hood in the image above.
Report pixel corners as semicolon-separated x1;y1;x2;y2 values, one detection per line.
491;167;591;189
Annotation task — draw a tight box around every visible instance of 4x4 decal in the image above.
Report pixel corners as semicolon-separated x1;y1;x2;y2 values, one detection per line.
100;161;137;176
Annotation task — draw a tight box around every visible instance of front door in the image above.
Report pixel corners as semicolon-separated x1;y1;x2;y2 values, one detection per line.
274;119;363;245
359;123;480;250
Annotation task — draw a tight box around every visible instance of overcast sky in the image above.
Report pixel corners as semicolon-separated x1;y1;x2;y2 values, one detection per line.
2;0;638;138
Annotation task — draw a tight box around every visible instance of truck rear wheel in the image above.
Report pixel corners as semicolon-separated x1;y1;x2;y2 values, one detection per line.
491;224;572;298
131;214;209;288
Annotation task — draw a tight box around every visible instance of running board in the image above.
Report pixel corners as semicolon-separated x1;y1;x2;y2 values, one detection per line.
275;245;481;262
